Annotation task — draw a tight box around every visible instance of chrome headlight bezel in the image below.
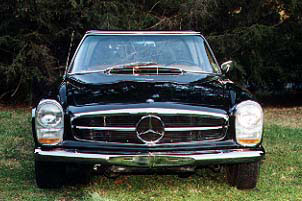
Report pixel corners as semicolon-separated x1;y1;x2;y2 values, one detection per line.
35;99;64;145
235;100;263;147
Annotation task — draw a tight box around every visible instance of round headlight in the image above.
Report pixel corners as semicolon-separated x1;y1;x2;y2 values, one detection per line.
37;103;63;128
35;99;64;145
235;100;263;146
236;102;262;129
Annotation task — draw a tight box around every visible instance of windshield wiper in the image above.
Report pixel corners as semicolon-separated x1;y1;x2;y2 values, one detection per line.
68;62;158;75
69;62;214;76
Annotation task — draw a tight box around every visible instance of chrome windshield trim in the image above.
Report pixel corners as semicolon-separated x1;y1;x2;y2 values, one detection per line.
68;70;219;76
86;30;201;35
86;33;201;36
74;126;224;132
72;108;228;121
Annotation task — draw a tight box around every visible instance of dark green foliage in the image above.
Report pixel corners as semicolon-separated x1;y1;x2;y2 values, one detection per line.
0;0;301;103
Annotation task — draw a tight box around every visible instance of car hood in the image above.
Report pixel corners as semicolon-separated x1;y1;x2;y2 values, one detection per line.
65;72;227;109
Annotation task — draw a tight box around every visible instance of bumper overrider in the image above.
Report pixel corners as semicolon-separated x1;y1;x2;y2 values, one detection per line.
35;148;264;168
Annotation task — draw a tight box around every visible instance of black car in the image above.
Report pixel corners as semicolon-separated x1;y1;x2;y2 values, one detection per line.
32;30;264;189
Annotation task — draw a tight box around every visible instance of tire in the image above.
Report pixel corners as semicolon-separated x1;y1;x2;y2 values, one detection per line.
226;165;238;187
226;161;260;190
35;160;66;188
65;164;92;185
77;164;92;185
178;172;194;178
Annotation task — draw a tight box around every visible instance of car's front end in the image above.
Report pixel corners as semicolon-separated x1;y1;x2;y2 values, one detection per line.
32;31;265;189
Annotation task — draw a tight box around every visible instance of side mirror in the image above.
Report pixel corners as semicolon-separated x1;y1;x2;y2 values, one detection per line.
221;61;233;74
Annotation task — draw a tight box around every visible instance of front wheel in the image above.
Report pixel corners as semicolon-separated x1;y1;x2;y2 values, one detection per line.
35;160;66;188
226;161;260;190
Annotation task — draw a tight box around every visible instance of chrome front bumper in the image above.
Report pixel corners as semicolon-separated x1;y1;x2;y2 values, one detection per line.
35;148;264;167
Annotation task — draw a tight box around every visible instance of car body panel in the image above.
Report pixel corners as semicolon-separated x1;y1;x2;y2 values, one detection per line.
32;31;263;170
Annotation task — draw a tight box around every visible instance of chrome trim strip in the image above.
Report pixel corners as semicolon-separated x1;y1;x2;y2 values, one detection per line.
86;33;200;36
36;149;263;159
73;136;226;146
165;126;223;132
75;126;136;132
87;31;200;34
35;148;264;167
74;126;224;132
32;108;36;118
68;69;218;76
72;108;228;121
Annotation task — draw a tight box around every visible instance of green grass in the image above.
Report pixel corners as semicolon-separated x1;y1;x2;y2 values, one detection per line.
0;107;302;201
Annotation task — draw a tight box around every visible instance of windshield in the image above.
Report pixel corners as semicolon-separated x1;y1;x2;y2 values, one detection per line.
70;35;220;74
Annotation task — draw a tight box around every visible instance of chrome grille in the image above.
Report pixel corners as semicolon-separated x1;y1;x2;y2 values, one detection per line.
73;129;226;144
72;115;225;127
71;108;228;145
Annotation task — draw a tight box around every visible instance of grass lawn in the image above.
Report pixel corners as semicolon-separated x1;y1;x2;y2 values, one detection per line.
0;106;302;201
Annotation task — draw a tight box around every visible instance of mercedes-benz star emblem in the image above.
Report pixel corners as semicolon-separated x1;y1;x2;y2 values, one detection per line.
136;115;165;144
